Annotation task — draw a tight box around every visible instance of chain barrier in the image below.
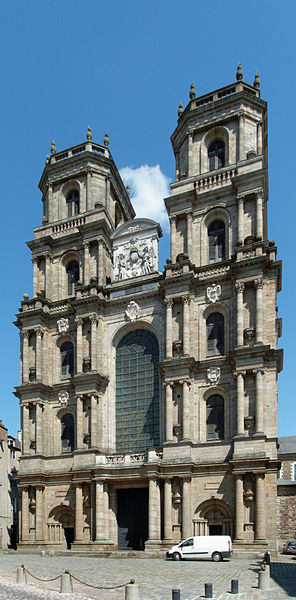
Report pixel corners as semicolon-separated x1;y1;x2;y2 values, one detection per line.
21;565;61;582
20;565;135;590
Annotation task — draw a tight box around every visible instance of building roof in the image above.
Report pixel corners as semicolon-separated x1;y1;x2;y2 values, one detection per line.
278;436;296;454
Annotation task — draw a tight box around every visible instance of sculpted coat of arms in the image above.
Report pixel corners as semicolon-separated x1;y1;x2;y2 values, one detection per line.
207;367;221;385
206;284;221;303
58;391;69;405
125;301;141;322
57;318;69;333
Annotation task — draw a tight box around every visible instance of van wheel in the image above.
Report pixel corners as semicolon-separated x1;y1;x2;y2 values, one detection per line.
212;552;222;562
172;552;181;561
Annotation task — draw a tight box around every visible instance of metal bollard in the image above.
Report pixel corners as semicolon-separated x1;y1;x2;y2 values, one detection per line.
16;566;27;584
60;572;73;594
125;583;140;600
41;550;46;557
172;590;180;600
231;578;239;594
205;582;213;598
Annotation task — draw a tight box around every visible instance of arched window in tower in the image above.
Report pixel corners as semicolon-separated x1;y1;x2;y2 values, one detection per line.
60;341;74;379
208;141;225;171
66;261;79;296
208;220;225;263
206;313;224;356
61;413;74;453
66;190;80;217
206;395;224;440
116;329;160;452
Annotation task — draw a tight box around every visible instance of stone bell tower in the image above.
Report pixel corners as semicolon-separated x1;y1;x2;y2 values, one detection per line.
160;65;282;548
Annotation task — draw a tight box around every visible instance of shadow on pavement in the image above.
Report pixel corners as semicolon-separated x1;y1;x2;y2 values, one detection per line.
269;561;296;597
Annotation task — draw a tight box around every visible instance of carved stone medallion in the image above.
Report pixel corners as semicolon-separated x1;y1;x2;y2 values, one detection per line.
57;318;69;333
207;367;221;385
58;391;69;405
206;284;221;303
125;301;141;322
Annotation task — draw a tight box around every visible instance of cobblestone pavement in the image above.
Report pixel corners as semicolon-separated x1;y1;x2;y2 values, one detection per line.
0;553;295;599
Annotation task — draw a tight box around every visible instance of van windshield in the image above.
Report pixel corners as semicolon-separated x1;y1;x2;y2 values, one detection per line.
180;538;194;547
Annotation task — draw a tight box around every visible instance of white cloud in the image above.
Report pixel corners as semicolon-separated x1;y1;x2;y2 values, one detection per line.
119;164;170;232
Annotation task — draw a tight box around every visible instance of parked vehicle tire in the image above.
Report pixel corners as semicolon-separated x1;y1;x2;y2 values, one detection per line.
212;551;222;562
172;552;182;561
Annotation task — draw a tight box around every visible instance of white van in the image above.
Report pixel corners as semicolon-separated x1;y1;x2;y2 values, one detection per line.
166;535;232;562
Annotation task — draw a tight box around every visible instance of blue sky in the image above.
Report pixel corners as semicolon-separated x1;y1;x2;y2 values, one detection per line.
0;0;295;437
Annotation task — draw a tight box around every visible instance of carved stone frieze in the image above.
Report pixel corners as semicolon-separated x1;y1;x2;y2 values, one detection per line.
111;218;160;281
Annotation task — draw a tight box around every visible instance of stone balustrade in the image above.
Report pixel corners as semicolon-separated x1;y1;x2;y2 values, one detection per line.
195;167;237;192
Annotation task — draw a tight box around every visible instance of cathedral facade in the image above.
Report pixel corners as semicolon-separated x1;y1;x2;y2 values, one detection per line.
16;67;283;552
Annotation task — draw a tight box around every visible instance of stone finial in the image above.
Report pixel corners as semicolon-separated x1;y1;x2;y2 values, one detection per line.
45;155;50;165
253;72;260;89
178;102;183;118
126;184;130;196
189;82;196;100
50;140;56;155
104;131;109;147
23;293;29;300
86;126;92;141
236;64;243;81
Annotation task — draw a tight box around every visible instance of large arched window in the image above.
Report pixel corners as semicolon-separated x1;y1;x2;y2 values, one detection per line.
60;341;74;379
206;395;224;440
66;190;79;217
206;313;224;356
208;220;225;263
66;261;79;296
61;413;74;453
116;329;160;452
208;141;225;171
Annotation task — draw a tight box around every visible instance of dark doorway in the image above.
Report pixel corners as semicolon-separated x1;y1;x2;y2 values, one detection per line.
209;525;222;535
117;488;148;550
64;527;74;549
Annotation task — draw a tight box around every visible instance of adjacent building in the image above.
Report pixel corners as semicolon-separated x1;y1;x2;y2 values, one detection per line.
277;436;296;545
15;66;283;552
0;421;21;549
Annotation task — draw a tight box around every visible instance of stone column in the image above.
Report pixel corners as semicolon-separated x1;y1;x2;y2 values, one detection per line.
90;394;98;447
182;295;190;355
89;315;97;371
95;480;107;542
255;473;266;541
76;395;84;449
148;477;161;542
254;278;264;344
235;282;245;347
105;176;111;213
35;327;43;380
97;241;104;286
188;133;193;175
186;212;193;260
182;380;191;440
253;369;264;435
103;482;109;540
84;243;90;285
35;486;44;541
21;487;30;541
47;182;53;222
32;256;38;297
75;484;83;542
169;216;176;262
86;169;92;210
45;255;51;298
237;195;244;245
234;474;245;541
35;402;43;454
97;393;103;449
234;371;245;436
22;404;30;454
256;189;263;241
164;478;173;542
97;316;103;372
257;122;263;155
22;331;30;383
182;477;192;539
165;383;173;442
75;318;83;374
165;298;173;359
238;113;245;161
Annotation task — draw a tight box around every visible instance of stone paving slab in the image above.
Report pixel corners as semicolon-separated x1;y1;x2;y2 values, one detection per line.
0;553;295;599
